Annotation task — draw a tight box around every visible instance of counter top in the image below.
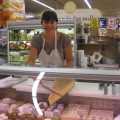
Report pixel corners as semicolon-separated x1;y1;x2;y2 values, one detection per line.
12;78;120;100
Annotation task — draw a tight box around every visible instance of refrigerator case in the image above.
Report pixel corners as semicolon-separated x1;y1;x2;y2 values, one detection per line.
7;19;76;67
0;66;120;119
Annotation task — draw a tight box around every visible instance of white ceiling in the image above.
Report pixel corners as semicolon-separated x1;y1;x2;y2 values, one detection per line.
25;0;120;19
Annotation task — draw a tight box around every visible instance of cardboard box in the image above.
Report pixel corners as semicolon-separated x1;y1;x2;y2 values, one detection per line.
90;27;98;36
107;29;116;35
3;0;25;26
88;109;114;120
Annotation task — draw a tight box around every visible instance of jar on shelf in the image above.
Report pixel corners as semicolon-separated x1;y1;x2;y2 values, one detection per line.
76;19;82;34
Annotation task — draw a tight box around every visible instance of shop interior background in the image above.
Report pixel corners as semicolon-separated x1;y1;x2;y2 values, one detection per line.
25;0;120;24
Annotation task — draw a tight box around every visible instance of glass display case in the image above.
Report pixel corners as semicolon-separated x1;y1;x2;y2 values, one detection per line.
0;66;120;119
7;19;76;67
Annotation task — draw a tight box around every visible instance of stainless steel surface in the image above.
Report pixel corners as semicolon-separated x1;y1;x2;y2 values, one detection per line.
0;66;120;82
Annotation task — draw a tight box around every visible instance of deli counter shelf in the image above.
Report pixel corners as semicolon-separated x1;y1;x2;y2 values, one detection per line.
9;50;30;53
0;66;120;118
10;60;39;63
12;78;120;100
78;41;110;45
10;39;31;42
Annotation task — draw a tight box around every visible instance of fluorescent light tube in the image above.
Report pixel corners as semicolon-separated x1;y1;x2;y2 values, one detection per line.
32;0;55;10
84;0;92;9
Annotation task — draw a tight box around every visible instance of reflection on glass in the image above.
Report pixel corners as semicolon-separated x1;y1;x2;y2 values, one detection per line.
8;27;74;68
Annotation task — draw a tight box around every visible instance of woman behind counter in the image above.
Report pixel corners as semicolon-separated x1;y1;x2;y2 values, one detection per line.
27;10;73;67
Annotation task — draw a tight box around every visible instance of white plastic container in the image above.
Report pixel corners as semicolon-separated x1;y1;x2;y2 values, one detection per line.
81;57;87;67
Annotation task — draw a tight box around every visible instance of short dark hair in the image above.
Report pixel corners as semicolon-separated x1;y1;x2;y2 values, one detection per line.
41;10;58;23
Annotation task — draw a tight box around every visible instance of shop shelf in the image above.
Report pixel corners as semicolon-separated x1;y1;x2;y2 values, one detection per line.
0;55;7;56
78;41;110;45
10;60;39;63
19;51;30;53
0;53;6;56
9;50;30;53
76;33;90;37
10;60;27;62
9;40;31;42
12;78;120;100
0;46;7;48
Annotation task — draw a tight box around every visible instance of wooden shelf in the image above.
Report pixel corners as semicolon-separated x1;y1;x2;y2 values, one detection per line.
108;34;120;39
108;36;120;39
78;41;110;45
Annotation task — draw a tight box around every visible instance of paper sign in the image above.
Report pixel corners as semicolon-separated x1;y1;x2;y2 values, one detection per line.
55;9;102;24
100;18;106;28
98;27;107;36
91;18;98;27
108;18;116;29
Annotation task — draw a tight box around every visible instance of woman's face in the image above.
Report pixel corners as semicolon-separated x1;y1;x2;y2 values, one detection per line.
41;20;58;33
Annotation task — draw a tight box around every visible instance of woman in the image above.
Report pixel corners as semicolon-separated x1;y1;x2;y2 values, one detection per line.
27;10;73;67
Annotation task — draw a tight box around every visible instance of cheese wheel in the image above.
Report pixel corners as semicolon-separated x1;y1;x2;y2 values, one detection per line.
48;78;75;105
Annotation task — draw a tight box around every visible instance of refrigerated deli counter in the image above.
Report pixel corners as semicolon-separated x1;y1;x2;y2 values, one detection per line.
0;66;120;120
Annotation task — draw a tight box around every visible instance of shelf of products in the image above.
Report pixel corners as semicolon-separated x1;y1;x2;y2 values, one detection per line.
7;19;76;67
108;34;120;39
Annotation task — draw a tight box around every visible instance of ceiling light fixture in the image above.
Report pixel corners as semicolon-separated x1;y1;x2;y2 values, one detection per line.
84;0;92;9
32;0;55;10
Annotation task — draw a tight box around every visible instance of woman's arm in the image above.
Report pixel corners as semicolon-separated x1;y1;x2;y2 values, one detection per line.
64;44;74;67
27;46;38;66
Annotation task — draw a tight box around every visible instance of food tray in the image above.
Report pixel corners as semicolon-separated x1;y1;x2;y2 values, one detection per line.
87;109;114;120
61;104;90;120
